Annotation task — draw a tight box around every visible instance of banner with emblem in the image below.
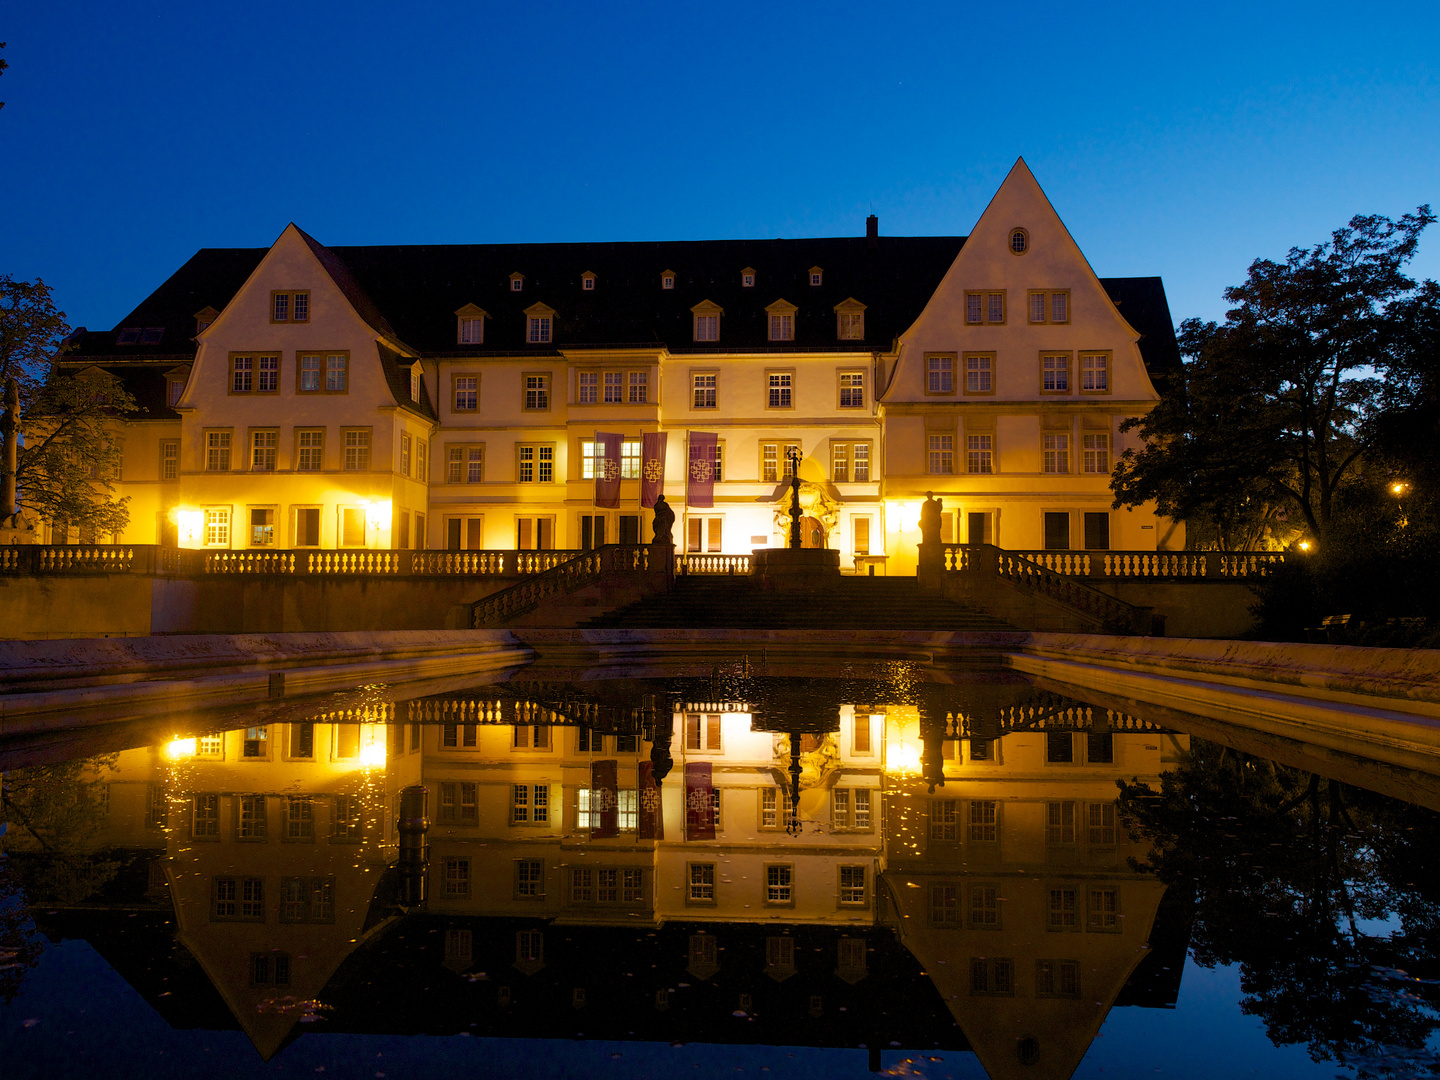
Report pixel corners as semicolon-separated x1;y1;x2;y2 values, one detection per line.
641;431;668;509
594;431;623;509
638;759;663;839
590;759;619;838
687;431;718;509
684;761;715;841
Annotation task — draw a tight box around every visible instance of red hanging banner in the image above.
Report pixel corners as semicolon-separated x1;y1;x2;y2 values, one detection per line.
638;760;664;840
594;431;623;509
590;759;619;838
684;761;715;841
641;431;668;509
687;431;717;509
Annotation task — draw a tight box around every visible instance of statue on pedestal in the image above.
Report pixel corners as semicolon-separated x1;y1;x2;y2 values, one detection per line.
920;492;943;547
651;493;675;547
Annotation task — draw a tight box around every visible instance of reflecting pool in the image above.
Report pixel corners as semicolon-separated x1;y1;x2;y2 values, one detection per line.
3;660;1439;1079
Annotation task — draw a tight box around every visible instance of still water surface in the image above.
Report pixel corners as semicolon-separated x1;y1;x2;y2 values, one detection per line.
3;661;1438;1079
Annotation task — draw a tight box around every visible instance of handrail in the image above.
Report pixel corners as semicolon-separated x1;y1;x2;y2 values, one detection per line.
678;553;753;575
0;544;207;575
944;544;1147;632
939;546;1285;580
0;544;595;576
472;544;663;627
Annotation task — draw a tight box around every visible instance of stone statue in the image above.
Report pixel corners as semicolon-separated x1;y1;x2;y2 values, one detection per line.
919;492;942;547
651;493;675;546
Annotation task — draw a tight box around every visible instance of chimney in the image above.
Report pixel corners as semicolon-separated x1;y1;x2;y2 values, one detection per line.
866;214;878;248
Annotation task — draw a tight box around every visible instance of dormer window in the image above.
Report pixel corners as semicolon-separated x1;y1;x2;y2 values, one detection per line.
691;300;723;343
661;271;676;290
510;273;525;292
455;304;488;345
581;272;596;291
410;365;422;402
167;379;185;406
139;328;165;343
271;291;309;323
116;328;141;344
765;300;797;342
194;307;219;335
809;267;823;287
741;268;756;288
524;303;556;344
834;298;867;341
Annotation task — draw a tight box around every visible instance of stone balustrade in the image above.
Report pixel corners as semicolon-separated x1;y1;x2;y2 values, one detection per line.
678;553;753;575
941;546;1285;579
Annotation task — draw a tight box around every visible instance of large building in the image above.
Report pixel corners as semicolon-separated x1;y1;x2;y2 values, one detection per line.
55;159;1182;572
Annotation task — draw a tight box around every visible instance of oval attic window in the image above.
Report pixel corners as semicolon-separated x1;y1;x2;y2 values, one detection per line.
1010;228;1029;255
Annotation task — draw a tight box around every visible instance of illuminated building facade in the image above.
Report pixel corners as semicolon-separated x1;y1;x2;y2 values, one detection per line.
53;160;1180;568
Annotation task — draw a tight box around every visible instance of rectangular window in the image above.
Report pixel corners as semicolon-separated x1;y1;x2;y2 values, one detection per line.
444;857;471;898
332;794;362;840
285;796;314;841
968;884;1001;929
343;429;370;471
203;508;231;547
1043;511;1071;550
192;794;220;838
1029;290;1070;324
760;787;793;830
296;429;324;471
926;354;955;394
628;370;648;403
289;722;314;760
249;507;275;546
768;313;794;341
832;788;872;830
684;712;723;751
853;443;870;482
931;799;958;841
578;370;598;404
832;442;848;483
1047;730;1075;763
1088;888;1120;931
968;800;998;842
765;864;794;904
271;291;309;323
965;353;994;394
454;375;478;411
970;958;1014;995
691;372;717;409
837;310;864;340
1081;352;1110;392
928;434;954;475
250;430;277;471
400;433;411;477
447;445;483;484
1042;353;1071;393
1083;433;1110;473
761;441;800;483
966;434;993;474
1087;731;1115;764
688;863;715;903
1046;802;1077;845
1037;960;1081;998
231;354;253;393
213;876;265;921
965;291;1005;324
694;313;719;341
1043;433;1070;473
767;372;793;409
603;371;623;403
929;883;959;926
524;374;550;410
167;378;185;407
1084;512;1110;551
839;865;867;905
459;316;484;344
257;354;279;393
161;439;179;480
299;354;322;392
1048;887;1080;930
511;783;550;823
205;431;231;471
528;316;551;343
438;782;479;824
1088;802;1117;845
516;444;554;483
839;371;865;409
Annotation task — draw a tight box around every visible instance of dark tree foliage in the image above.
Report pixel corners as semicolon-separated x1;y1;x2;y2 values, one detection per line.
1118;742;1440;1076
1112;208;1436;548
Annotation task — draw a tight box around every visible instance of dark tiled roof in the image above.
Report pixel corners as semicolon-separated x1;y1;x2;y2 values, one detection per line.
48;360;186;420
63;236;1182;383
376;340;437;422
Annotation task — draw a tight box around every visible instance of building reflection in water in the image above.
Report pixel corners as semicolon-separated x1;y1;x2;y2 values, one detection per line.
28;674;1188;1076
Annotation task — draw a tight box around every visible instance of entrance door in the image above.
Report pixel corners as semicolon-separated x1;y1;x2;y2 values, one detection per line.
1043;512;1071;550
800;516;825;548
447;516;485;550
580;514;607;550
516;517;554;550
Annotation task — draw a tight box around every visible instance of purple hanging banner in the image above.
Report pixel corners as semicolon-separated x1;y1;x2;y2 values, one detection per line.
641;431;668;508
687;431;717;509
638;760;664;840
590;759;619;839
685;761;715;841
594;431;623;509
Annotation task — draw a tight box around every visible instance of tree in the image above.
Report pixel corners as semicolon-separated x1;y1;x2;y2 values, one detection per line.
1;276;133;536
1112;208;1436;545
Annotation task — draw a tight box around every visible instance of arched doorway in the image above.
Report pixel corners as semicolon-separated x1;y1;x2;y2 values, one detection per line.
800;516;826;548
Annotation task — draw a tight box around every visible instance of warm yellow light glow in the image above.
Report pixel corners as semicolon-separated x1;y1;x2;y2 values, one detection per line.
362;499;393;532
176;508;203;548
885;500;922;532
885;738;921;774
165;737;197;760
1298;540;1312;552
359;740;387;768
1392;481;1409;495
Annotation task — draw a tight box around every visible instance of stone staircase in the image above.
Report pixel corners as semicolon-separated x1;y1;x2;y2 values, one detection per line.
579;575;1015;631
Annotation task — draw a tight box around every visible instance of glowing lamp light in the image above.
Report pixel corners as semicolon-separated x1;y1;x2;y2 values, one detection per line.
885;500;923;532
1297;540;1312;552
176;508;203;548
165;737;197;760
1392;481;1410;495
361;499;393;533
359;740;387;768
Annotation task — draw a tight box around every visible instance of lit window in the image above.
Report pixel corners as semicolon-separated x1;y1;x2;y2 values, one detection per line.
927;354;955;394
839;371;864;408
967;434;993;474
1083;433;1109;474
204;508;230;546
928;434;953;475
1043;433;1070;473
767;372;792;408
516;444;554;483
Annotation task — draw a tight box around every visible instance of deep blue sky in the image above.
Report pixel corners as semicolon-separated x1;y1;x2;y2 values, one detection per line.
3;1;1437;334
